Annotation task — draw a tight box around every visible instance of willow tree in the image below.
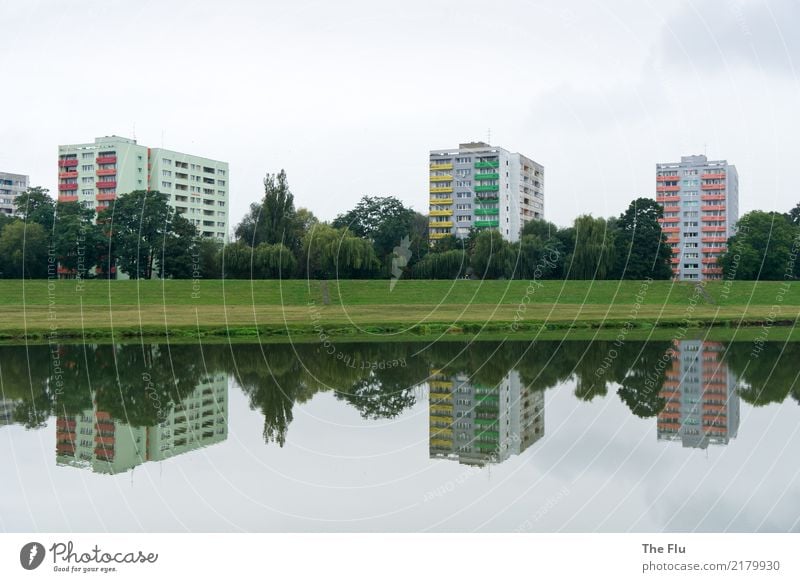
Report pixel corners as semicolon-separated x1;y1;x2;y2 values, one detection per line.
566;215;615;280
301;223;379;279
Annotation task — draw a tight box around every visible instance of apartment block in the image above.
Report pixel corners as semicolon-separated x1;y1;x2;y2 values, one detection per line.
655;155;739;281
0;171;29;215
57;136;229;241
429;142;544;243
657;340;740;449
429;368;544;466
55;373;228;474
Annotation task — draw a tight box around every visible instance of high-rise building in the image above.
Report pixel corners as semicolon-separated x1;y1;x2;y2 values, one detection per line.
429;142;544;243
57;136;229;241
0;398;18;426
0;171;29;215
655;155;739;281
55;373;228;474
657;340;740;448
429;368;544;466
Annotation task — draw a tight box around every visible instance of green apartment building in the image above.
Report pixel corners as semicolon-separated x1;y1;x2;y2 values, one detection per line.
57;135;229;241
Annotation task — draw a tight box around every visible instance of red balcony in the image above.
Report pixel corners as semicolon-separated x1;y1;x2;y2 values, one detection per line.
662;226;680;233
663;205;680;213
657;175;679;181
58;171;78;179
59;182;78;191
702;226;726;233
96;155;117;164
95;411;111;420
702;268;723;275
659;411;681;419
701;183;725;190
702;215;725;222
702;173;726;180
656;195;681;203
660;390;681;400
58;195;78;202
671;257;680;264
56;443;75;454
96;180;117;189
701;205;725;212
95;205;110;213
702;247;724;254
701;194;725;201
58;158;78;167
666;237;680;244
95;448;114;460
96;193;116;201
56;419;76;430
703;403;726;412
702;257;718;264
657;185;681;192
96;168;116;176
671;247;680;254
659;217;679;223
96;421;114;431
702;236;725;243
95;435;115;446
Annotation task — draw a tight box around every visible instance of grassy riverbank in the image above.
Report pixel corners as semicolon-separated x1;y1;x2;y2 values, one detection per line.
0;279;798;341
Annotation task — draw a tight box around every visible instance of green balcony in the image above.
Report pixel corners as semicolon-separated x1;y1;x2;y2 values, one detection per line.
474;173;499;181
477;430;500;439
474;220;500;228
476;196;499;204
475;160;499;169
474;418;498;426
476;394;499;403
475;184;499;192
474;208;499;216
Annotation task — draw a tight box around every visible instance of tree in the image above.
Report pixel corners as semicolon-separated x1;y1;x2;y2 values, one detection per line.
253;243;297;278
160;214;201;279
788;203;800;226
13;187;56;234
411;249;468;279
470;230;513;279
565;215;615;280
301;223;379;279
52;201;102;276
718;211;800;280
235;170;299;249
0;221;49;278
613;197;673;280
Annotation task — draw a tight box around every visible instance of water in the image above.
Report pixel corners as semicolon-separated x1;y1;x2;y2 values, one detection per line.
1;339;799;532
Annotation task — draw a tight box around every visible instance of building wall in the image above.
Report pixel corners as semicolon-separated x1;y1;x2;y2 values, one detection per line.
429;142;544;244
0;171;30;215
655;155;739;281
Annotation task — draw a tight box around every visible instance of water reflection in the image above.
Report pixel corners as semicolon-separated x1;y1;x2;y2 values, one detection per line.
1;338;798;474
657;341;740;448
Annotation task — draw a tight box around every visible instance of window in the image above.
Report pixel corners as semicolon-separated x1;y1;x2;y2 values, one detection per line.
82;189;93;196
163;170;172;177
81;177;94;184
162;181;172;189
163;158;172;165
81;164;94;172
218;169;226;176
82;152;93;159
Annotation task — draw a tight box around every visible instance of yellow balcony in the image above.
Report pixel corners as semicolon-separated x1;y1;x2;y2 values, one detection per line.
430;232;448;240
429;209;453;216
430;380;453;389
429;162;453;170
430;197;453;205
430;415;452;423
430;221;453;228
430;404;453;413
430;438;452;448
430;186;454;194
431;427;453;437
429;175;453;182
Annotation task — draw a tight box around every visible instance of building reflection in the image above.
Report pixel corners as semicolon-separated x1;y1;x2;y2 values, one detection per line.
657;340;740;448
429;368;544;466
0;398;18;427
55;373;228;474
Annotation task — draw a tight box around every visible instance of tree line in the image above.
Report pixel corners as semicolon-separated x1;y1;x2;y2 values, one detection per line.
1;170;799;280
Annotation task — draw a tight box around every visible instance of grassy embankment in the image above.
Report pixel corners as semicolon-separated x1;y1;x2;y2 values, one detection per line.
0;279;799;342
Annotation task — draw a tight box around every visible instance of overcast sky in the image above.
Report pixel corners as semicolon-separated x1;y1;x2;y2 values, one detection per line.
1;0;798;230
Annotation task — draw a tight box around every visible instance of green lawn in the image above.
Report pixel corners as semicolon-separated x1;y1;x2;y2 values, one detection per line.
0;279;797;340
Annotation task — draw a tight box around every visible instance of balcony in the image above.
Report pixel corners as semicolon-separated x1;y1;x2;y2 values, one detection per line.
660;390;681;400
702;173;726;180
659;217;679;223
474;219;500;228
58;158;78;167
671;247;680;254
474;173;499;181
701;226;726;233
96;168;116;176
474;160;499;169
662;226;680;233
56;443;75;454
429;209;453;216
96;193;116;201
701;193;725;201
59;182;78;191
429;175;453;182
429;232;448;240
58;171;78;179
701;205;724;212
95;205;109;213
474;208;499;215
671;257;679;264
656;195;680;203
56;419;76;430
656;175;679;181
474;184;499;192
656;185;680;192
429;162;453;171
430;198;453;206
58;195;78;202
702;267;723;275
702;247;724;254
701;183;725;190
96;180;117;189
663;205;680;213
430;221;453;228
702;257;718;264
666;237;679;244
430;186;453;194
476;196;499;204
96;155;117;164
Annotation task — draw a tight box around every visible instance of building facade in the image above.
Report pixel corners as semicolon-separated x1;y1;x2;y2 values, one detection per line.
429;142;544;243
657;340;740;449
429;368;544;466
57;136;229;241
0;171;29;215
655;155;739;281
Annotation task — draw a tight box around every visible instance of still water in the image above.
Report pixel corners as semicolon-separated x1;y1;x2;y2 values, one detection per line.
1;339;799;532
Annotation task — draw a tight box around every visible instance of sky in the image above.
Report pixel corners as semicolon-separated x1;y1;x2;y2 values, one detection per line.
1;0;798;230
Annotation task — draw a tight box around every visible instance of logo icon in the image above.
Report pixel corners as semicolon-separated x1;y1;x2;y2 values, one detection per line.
390;236;412;292
20;542;46;570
